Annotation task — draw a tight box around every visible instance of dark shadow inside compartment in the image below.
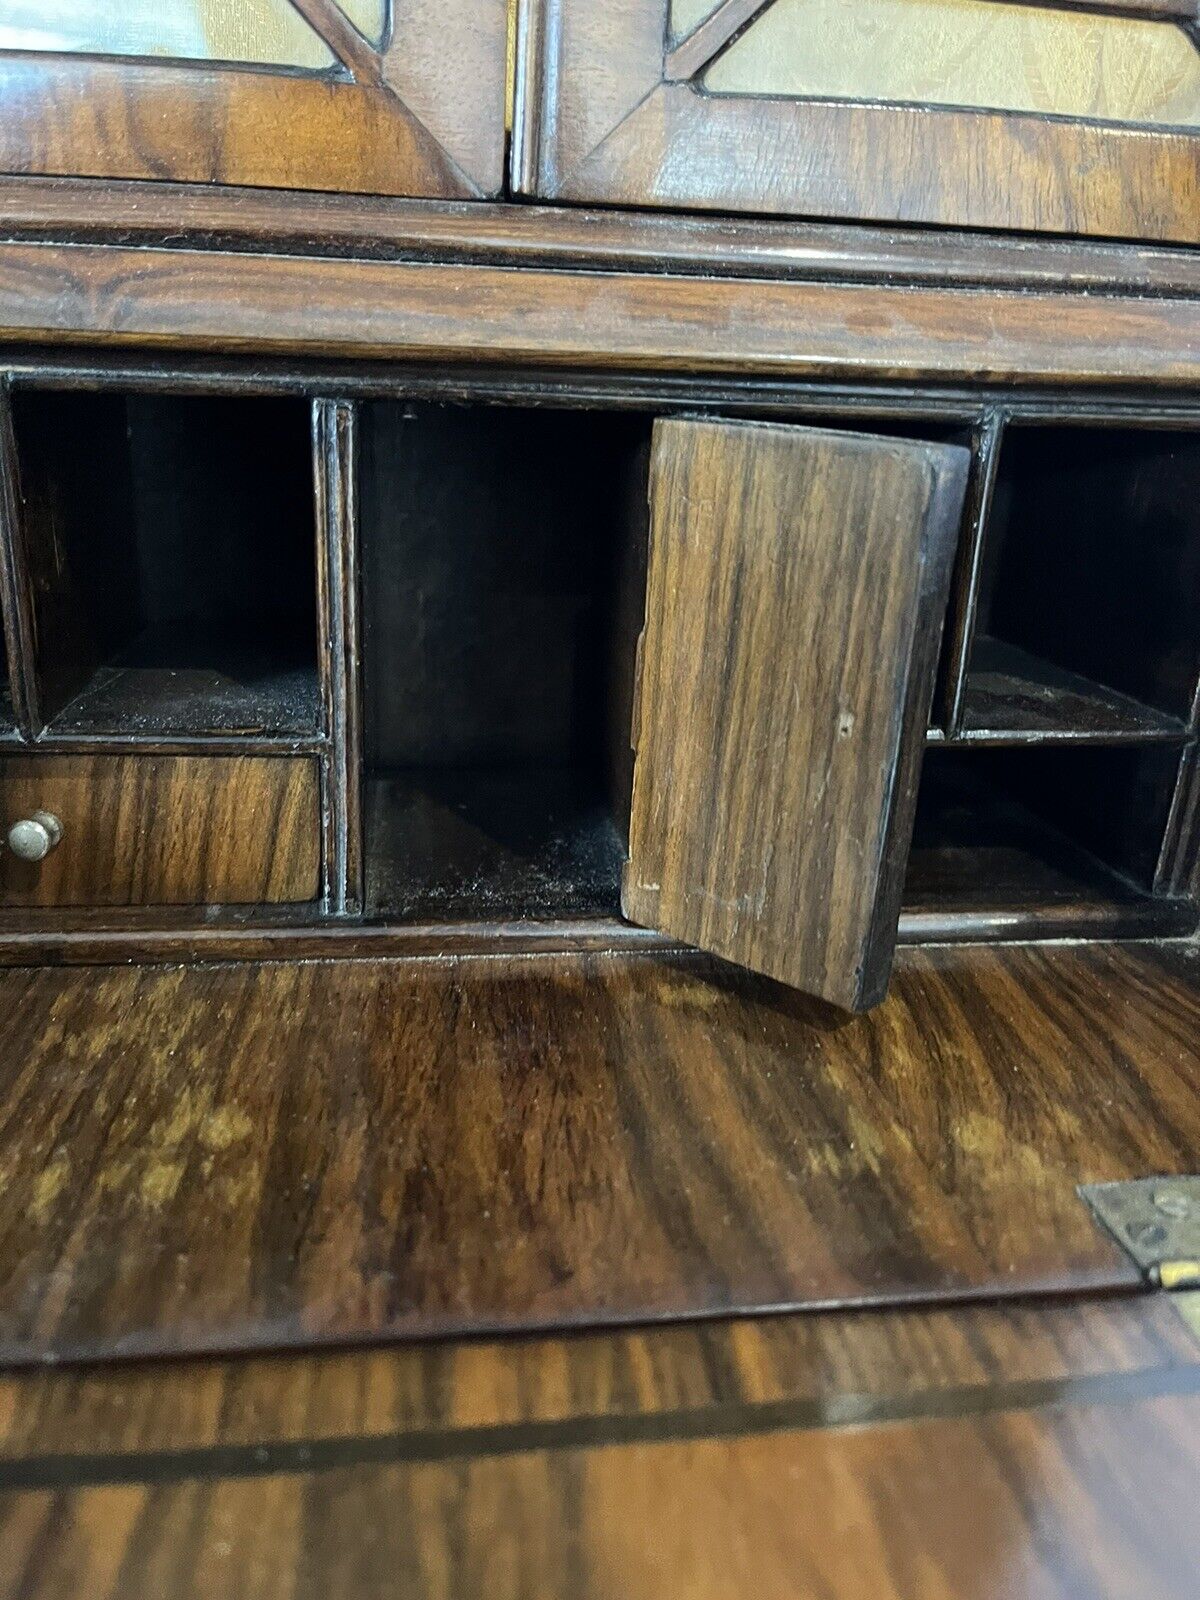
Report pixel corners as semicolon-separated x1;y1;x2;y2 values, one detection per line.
903;743;1190;930
11;390;319;738
361;403;651;921
0;623;12;733
960;426;1200;739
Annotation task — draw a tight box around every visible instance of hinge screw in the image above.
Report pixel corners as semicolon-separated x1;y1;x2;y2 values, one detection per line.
1153;1190;1192;1219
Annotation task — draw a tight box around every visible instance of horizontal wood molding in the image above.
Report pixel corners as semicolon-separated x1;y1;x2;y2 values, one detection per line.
2;177;1198;298
0;239;1198;388
0;905;1193;968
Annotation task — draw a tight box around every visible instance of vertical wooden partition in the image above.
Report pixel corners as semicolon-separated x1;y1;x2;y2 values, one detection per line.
314;398;364;916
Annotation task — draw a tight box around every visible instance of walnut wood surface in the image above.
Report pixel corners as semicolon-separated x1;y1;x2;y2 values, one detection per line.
2;240;1198;389
0;755;320;907
0;1295;1193;1460
0;0;506;198
2;176;1199;300
0;943;1197;1363
3;1397;1195;1599
570;88;1200;245
625;421;967;1009
0;1296;1195;1598
518;0;1200;243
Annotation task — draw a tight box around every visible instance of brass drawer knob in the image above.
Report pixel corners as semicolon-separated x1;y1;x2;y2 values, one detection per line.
7;811;63;863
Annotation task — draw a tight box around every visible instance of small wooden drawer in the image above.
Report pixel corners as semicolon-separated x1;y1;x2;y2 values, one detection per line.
0;755;321;908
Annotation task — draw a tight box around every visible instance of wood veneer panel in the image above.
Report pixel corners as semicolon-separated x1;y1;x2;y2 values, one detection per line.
0;1307;1195;1599
625;420;967;1009
0;242;1198;387
0;58;459;198
0;1296;1193;1461
570;86;1200;244
0;755;320;906
0;944;1196;1362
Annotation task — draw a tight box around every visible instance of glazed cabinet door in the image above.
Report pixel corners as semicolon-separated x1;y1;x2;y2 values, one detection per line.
0;0;508;197
622;420;969;1011
514;0;1200;243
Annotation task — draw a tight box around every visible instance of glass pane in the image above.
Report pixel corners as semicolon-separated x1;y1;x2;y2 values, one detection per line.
0;0;337;69
705;0;1200;131
672;0;725;37
337;0;388;49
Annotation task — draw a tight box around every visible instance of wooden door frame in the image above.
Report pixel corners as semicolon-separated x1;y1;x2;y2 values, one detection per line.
0;0;507;198
513;0;1200;243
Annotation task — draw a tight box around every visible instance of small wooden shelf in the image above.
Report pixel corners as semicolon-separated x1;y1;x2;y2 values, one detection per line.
903;748;1193;942
951;637;1188;745
902;823;1187;941
366;769;625;923
43;625;321;742
9;388;320;747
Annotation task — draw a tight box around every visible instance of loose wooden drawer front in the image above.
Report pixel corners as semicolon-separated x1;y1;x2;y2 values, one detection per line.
0;756;321;908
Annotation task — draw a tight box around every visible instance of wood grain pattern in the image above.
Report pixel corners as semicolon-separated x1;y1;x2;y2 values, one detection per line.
0;943;1196;1363
0;1312;1195;1598
3;176;1199;300
0;754;320;906
0;0;507;198
385;0;510;195
2;240;1198;389
625;420;967;1009
0;1294;1193;1461
570;83;1200;244
518;0;1200;243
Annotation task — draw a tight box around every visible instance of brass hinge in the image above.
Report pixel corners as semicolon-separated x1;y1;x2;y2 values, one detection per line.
1079;1177;1200;1290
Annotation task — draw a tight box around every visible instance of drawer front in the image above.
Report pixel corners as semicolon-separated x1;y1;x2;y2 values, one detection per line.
515;0;1200;244
0;755;321;908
